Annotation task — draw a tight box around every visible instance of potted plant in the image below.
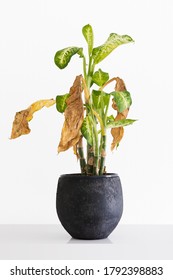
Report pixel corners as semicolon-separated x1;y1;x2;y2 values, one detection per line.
10;24;136;239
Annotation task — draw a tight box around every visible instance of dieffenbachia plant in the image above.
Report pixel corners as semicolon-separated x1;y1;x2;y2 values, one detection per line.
10;24;136;175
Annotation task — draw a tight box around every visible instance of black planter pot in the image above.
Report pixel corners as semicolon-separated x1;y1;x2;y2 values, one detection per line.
56;173;123;240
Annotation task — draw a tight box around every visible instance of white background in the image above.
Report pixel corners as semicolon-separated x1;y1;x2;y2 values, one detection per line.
0;0;173;224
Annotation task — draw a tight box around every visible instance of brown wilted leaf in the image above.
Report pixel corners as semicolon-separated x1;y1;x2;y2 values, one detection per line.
114;76;126;91
10;99;56;139
111;77;129;150
58;75;84;153
10;110;31;139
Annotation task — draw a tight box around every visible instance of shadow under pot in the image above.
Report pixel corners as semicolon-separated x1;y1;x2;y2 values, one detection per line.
56;173;123;240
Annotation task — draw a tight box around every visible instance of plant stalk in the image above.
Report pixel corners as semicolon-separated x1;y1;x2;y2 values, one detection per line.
99;91;110;175
92;120;99;175
87;143;94;175
77;137;87;174
99;135;106;175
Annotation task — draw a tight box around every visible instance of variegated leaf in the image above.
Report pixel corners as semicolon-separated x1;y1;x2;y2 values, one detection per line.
92;33;134;64
82;24;94;54
111;77;130;150
81;116;93;146
54;47;81;69
111;90;132;113
107;118;136;129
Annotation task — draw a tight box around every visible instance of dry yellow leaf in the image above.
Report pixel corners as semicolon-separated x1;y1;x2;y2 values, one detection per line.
111;77;129;150
10;99;56;139
27;99;56;121
58;75;84;153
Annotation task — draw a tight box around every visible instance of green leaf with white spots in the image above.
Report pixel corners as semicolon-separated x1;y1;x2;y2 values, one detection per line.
111;91;132;113
81;116;93;146
92;33;134;64
106;118;136;129
54;47;82;69
82;24;94;55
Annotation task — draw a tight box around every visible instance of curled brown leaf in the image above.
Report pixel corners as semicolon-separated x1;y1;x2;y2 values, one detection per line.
58;75;84;153
10;99;56;139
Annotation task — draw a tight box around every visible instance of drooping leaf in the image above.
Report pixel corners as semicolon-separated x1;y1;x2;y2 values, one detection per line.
10;99;56;139
58;75;84;153
111;125;124;150
26;99;56;121
81;116;93;146
92;33;134;64
106;118;136;129
56;93;70;113
92;69;109;86
10;110;31;139
111;77;130;150
111;90;132;113
82;24;94;54
54;47;81;69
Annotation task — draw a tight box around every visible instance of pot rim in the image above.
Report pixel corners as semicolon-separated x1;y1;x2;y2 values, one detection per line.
59;173;119;178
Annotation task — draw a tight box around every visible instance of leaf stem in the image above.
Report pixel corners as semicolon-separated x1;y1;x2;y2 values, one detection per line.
99;77;117;91
82;77;90;103
104;94;111;125
82;56;87;81
91;108;105;136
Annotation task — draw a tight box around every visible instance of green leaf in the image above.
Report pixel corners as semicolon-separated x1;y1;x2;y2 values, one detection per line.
106;115;115;123
92;69;109;86
56;94;70;113
77;48;85;58
92;90;102;109
82;24;94;54
92;33;134;64
81;116;93;146
103;92;110;107
106;118;136;129
92;90;110;110
54;47;81;69
111;91;132;112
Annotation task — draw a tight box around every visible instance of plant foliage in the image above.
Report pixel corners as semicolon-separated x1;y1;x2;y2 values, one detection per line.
11;24;136;175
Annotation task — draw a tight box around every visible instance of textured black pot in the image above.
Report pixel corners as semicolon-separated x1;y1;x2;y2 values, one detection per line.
56;173;123;240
